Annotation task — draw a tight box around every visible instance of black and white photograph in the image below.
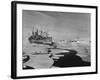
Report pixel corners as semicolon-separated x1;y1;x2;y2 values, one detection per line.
11;1;97;79
22;10;91;69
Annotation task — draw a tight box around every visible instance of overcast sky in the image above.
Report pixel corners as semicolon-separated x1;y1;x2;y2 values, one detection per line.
22;10;90;43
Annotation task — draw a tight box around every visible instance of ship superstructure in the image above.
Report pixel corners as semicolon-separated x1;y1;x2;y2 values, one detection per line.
28;26;53;45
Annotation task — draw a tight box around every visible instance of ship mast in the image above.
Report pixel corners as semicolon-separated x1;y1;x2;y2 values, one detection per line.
32;26;35;36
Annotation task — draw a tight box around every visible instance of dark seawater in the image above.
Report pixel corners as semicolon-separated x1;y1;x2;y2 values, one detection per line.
53;51;90;67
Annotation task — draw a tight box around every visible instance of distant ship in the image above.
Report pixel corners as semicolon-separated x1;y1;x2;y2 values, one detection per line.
28;26;54;46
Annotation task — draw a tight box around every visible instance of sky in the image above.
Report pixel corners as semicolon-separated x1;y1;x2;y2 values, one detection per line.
22;10;90;44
